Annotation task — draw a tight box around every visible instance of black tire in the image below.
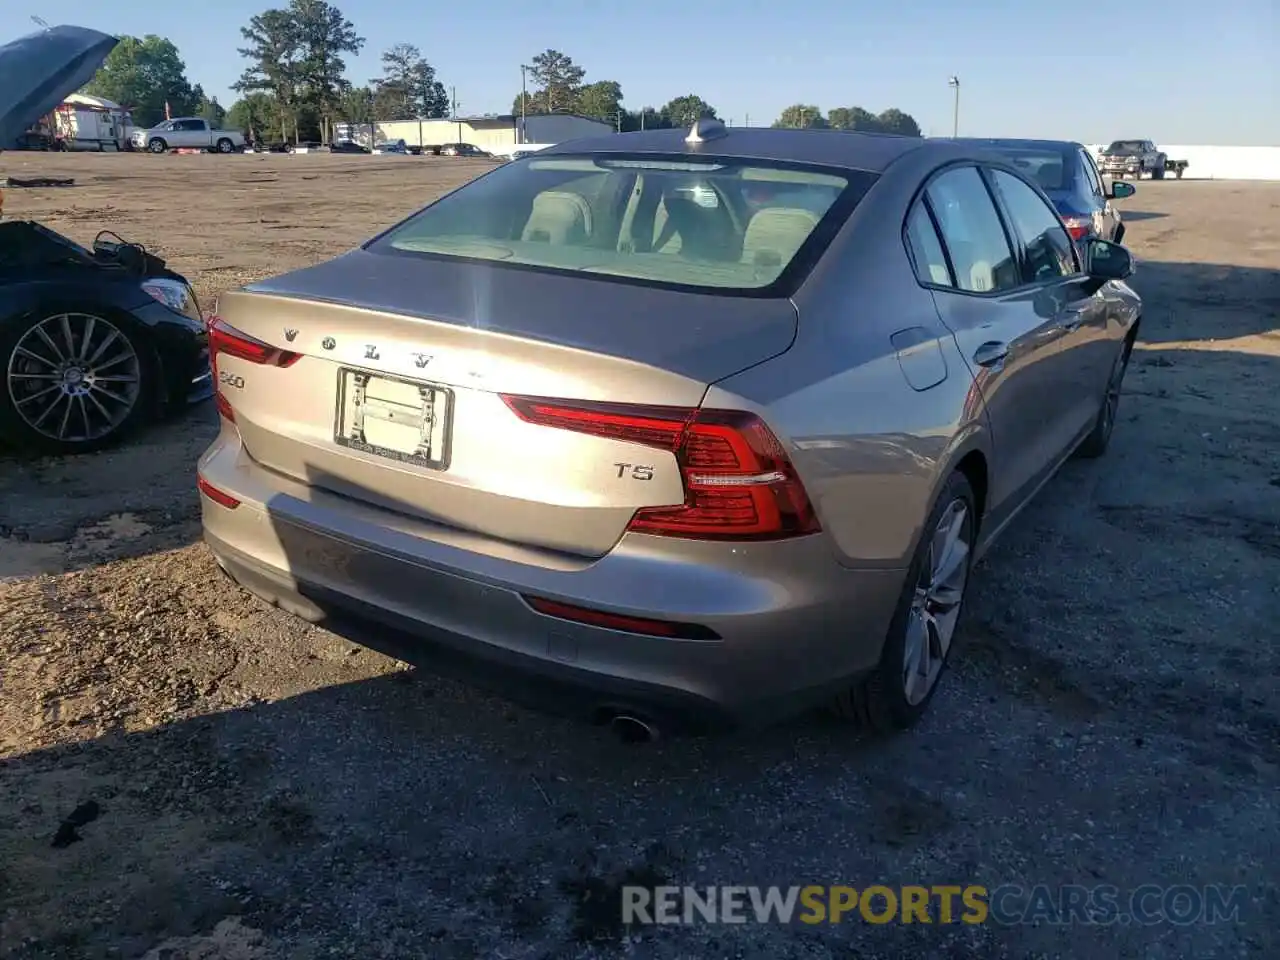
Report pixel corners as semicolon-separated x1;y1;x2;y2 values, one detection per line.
216;138;234;154
1114;223;1126;245
1176;167;1184;180
1153;166;1165;180
148;137;167;154
0;307;156;455
1075;337;1133;460
830;471;977;732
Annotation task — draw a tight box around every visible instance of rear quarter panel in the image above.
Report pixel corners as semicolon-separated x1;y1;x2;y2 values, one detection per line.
707;151;989;571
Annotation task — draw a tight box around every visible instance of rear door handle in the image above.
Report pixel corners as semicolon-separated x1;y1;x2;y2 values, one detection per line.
973;341;1009;367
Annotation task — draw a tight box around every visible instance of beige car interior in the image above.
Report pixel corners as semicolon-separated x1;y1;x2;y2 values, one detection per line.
521;190;594;244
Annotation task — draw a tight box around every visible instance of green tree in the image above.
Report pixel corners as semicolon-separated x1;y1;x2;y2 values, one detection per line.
659;94;717;127
523;49;585;113
576;80;623;124
226;92;278;141
876;107;921;137
291;0;364;143
512;91;535;117
827;106;882;131
774;104;826;129
197;93;227;128
373;43;448;120
338;86;375;123
82;35;200;128
236;9;304;141
620;106;665;132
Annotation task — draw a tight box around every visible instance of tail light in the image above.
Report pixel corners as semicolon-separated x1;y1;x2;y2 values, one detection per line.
501;395;820;541
196;475;240;509
208;316;301;422
523;596;720;640
1061;215;1091;241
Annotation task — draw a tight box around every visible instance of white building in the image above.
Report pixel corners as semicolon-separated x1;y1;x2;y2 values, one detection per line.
53;93;134;151
348;113;614;152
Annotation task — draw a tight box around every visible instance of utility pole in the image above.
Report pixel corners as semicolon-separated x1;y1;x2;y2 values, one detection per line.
452;86;461;145
948;76;960;137
519;66;527;144
744;113;750;128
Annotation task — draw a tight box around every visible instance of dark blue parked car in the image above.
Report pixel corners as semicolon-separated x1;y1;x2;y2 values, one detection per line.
954;138;1135;245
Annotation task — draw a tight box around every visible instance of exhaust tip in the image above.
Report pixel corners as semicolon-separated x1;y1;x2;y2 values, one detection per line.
608;714;659;744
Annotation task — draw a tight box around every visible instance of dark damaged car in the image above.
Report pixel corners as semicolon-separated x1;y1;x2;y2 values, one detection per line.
1;25;212;454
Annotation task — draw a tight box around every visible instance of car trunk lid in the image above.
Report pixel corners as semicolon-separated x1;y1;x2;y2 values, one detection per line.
213;249;799;557
0;25;118;148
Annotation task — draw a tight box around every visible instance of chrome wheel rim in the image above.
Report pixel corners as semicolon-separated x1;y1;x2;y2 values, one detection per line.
902;499;971;706
6;313;141;443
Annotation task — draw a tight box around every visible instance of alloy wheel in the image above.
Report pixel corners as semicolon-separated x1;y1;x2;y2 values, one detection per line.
902;498;971;706
1101;351;1128;437
6;313;142;444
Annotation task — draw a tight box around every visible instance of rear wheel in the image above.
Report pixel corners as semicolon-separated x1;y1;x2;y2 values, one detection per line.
216;138;234;154
831;471;976;732
0;309;153;454
1075;338;1133;459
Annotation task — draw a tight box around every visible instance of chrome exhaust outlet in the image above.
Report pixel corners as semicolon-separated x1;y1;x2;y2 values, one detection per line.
608;714;659;744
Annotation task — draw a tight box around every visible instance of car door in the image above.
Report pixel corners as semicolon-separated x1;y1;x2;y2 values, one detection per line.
165;119;193;147
912;164;1072;522
986;167;1113;445
186;119;210;147
1077;147;1118;241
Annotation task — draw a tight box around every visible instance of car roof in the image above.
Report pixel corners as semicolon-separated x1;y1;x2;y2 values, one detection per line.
539;127;991;174
949;137;1084;153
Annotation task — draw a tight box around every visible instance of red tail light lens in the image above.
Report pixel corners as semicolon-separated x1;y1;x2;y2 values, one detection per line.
1061;216;1091;241
523;596;720;641
501;395;820;541
197;475;240;509
209;316;302;367
208;316;301;422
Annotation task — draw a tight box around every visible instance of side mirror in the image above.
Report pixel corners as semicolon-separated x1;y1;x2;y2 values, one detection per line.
1107;180;1136;200
1084;238;1134;281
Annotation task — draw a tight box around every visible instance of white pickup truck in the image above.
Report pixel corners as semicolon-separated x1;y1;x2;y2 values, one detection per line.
131;118;245;154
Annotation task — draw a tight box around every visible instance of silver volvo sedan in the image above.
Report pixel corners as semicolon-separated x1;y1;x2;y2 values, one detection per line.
198;120;1141;737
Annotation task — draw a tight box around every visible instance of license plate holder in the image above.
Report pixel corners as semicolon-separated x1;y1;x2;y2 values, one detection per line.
334;368;452;470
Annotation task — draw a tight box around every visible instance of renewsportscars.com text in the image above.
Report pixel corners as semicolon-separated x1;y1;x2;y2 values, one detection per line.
621;884;1249;926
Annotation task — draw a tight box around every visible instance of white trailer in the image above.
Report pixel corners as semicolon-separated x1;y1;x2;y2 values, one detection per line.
53;94;131;151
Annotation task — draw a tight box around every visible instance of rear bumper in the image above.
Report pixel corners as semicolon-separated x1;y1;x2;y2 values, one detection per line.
198;429;906;730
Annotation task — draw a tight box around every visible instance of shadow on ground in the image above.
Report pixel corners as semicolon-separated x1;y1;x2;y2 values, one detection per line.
1129;261;1280;343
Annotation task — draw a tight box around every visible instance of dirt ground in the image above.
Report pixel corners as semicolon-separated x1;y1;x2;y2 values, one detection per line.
1;153;1277;959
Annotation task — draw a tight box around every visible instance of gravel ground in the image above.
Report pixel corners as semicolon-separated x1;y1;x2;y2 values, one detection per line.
1;154;1278;959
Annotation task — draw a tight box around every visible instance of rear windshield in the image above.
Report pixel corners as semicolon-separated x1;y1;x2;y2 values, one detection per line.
988;147;1072;191
1107;141;1144;152
368;154;875;294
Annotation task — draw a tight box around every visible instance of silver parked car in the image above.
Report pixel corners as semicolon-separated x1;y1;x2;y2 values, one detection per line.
199;120;1140;737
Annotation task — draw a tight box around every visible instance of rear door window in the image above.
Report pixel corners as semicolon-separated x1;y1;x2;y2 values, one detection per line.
988;170;1079;282
905;205;952;287
924;166;1020;294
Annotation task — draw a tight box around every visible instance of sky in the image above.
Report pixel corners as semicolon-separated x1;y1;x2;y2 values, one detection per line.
14;0;1279;145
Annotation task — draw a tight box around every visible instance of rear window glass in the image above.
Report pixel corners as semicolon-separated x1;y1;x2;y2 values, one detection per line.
368;154;875;294
987;148;1071;191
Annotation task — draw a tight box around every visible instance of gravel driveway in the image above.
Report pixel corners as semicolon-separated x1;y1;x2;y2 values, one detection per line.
1;156;1277;959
